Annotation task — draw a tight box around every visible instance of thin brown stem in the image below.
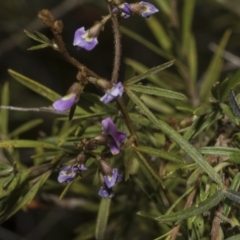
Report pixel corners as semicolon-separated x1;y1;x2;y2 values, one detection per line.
108;4;122;84
116;99;138;144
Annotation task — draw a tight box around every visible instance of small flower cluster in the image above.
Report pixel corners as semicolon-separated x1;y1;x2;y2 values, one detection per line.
58;118;126;198
73;1;158;51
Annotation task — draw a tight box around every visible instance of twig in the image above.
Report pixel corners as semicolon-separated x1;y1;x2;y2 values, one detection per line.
0;106;68;115
108;4;122;84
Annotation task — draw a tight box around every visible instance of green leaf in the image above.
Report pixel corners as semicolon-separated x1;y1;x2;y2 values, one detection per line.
126;89;223;186
134;150;164;186
28;43;50;50
126;85;186;100
154;0;171;16
125;60;175;85
182;0;196;54
220;69;240;101
220;102;239;125
95;198;111;240
146;16;171;51
9;119;43;137
8;69;87;114
200;30;231;101
0;82;9;136
0;172;50;222
224;189;240;204
0;140;66;150
135;146;183;163
121;27;170;59
224;172;240;217
199;146;240;163
229;90;240;119
155;190;224;223
24;30;50;44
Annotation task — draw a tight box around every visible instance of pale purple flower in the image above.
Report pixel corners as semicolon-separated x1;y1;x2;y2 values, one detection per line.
100;82;124;103
98;186;114;198
113;3;132;18
53;93;77;112
98;169;122;198
73;27;98;51
102;117;126;155
58;164;88;183
139;1;158;18
103;168;122;188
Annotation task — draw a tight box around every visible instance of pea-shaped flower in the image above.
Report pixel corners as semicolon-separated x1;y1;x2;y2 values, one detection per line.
73;27;98;51
102;117;126;155
100;82;124;104
131;1;158;18
58;164;88;183
53;93;77;112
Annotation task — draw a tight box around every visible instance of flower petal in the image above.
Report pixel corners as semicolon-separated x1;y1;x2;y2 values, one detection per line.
53;93;76;112
98;186;114;198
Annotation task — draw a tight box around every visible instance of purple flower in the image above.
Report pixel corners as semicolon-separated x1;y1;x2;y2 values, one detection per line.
102;117;127;155
113;3;132;18
98;169;122;198
98;186;115;198
53;93;77;112
139;1;158;18
73;27;98;51
58;164;88;183
100;82;124;103
103;168;122;188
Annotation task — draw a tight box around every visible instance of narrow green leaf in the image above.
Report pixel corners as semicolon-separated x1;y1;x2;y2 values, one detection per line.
0;140;66;150
1;172;50;222
187;34;198;84
126;85;186;100
154;0;171;16
9;119;43;138
121;27;171;59
200;30;231;101
156;190;224;223
146;16;171;51
125;60;175;85
34;31;51;43
8;69;61;101
182;0;196;53
220;69;240;101
0;82;9;135
126;89;223;186
229;90;240;119
135;146;183;163
224;189;240;204
28;43;50;50
8;69;87;114
224;172;240;217
95;198;111;240
24;30;47;44
220;102;239;125
135;150;164;186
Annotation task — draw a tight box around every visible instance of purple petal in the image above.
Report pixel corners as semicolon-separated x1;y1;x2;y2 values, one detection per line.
103;168;122;188
78;164;88;171
100;82;124;103
140;1;159;18
98;186;114;198
119;3;132;14
73;27;98;51
101;118;126;154
53;93;76;112
58;166;76;183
